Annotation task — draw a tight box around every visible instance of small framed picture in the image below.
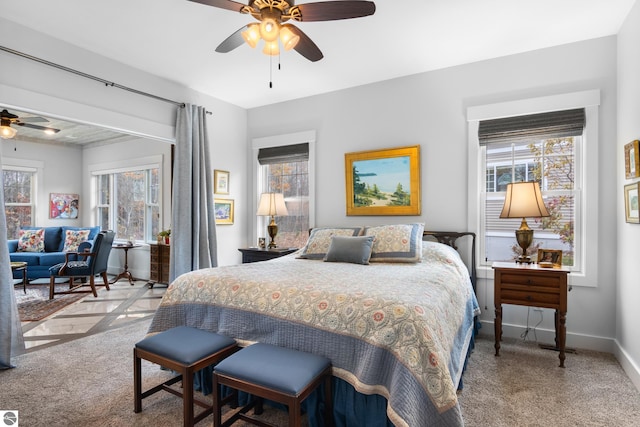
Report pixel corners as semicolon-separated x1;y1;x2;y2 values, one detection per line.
214;169;230;195
537;249;563;268
625;140;640;179
624;182;639;223
214;198;234;225
49;193;79;219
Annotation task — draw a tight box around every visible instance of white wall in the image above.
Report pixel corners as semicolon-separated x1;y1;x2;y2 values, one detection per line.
247;37;619;353
0;17;248;268
616;0;640;390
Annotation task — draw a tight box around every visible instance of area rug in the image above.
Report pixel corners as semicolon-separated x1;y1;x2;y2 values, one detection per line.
15;283;87;321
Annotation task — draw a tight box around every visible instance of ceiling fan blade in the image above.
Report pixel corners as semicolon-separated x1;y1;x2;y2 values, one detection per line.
297;1;375;21
17;116;49;123
16;122;60;133
215;26;248;53
286;25;323;62
187;0;246;13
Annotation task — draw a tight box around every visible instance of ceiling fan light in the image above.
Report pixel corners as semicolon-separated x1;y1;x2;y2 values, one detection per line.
242;23;260;48
0;125;17;139
280;26;300;51
262;40;280;56
260;18;279;42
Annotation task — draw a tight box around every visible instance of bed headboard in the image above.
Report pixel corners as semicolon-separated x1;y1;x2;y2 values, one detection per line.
423;231;477;293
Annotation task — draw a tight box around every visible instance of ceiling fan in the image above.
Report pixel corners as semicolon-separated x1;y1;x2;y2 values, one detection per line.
0;109;60;140
189;0;376;61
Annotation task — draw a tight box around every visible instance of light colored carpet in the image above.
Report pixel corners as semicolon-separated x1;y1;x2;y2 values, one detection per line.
1;319;639;426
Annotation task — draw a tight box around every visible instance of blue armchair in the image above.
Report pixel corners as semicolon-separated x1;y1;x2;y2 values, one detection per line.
49;230;115;300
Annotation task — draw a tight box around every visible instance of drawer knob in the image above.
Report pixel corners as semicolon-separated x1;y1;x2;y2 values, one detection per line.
526;295;533;301
527;279;533;285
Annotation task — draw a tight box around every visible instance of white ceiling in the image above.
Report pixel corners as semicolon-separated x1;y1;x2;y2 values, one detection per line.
0;0;636;109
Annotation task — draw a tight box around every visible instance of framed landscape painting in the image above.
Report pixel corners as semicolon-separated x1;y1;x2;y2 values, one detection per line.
345;145;421;216
214;198;234;225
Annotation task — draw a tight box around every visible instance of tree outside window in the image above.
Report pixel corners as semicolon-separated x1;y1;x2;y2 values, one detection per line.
3;169;34;238
485;137;577;266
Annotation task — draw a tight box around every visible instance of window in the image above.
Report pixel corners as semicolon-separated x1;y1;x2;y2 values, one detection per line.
3;167;36;238
468;91;601;288
94;167;159;242
257;143;310;248
483;136;579;266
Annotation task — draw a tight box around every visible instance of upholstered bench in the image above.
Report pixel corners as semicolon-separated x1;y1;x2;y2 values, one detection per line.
212;342;333;427
134;326;239;427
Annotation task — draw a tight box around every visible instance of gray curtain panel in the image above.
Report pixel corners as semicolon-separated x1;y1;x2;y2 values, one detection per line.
169;104;218;283
0;157;25;369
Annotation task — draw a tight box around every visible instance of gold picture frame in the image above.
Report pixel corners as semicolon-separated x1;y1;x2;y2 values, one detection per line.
537;249;563;268
345;145;421;216
214;169;230;195
624;182;639;224
625;140;640;179
214;198;234;225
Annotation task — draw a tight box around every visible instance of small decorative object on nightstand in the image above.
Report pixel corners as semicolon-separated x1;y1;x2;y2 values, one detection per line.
238;247;297;264
493;262;570;367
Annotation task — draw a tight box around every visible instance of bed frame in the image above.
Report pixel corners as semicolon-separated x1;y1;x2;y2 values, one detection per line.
423;231;476;293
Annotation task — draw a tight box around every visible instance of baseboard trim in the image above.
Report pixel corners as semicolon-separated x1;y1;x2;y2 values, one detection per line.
614;340;640;393
478;320;614;353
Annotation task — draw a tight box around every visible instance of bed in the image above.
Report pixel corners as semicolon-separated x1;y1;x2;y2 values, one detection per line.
148;225;480;426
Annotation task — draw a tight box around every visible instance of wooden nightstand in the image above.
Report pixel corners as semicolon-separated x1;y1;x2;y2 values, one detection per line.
149;243;170;288
238;247;298;264
492;262;570;367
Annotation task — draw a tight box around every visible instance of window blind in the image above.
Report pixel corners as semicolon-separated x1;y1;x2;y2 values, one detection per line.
257;143;309;165
478;108;585;146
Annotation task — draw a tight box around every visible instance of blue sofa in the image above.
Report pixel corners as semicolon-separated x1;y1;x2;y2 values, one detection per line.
8;226;101;280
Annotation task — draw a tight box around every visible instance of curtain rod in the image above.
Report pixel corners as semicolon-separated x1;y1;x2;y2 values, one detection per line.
1;45;186;108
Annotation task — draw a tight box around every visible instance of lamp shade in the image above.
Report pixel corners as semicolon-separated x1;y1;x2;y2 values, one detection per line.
257;193;288;217
500;182;550;219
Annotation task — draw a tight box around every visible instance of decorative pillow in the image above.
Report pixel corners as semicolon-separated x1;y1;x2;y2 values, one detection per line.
297;227;364;259
17;228;45;252
364;223;425;263
62;229;91;252
323;235;375;265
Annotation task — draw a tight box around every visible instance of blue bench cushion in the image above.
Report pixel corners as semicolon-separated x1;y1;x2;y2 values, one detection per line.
214;343;331;396
136;326;236;365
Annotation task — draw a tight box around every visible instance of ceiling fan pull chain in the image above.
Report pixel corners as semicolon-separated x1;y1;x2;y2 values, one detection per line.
269;54;273;88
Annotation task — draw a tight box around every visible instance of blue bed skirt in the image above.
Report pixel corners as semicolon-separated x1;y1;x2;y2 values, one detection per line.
193;319;479;426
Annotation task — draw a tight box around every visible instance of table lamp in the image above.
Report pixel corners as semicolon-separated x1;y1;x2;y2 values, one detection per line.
500;181;550;264
256;193;288;249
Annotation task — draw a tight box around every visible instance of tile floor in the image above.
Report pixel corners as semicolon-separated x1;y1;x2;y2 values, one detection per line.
20;278;167;352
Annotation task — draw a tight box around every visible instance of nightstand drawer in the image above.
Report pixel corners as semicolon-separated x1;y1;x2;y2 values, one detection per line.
499;272;562;288
501;288;559;306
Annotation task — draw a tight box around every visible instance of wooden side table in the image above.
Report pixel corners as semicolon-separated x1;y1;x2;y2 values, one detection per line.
238;247;297;264
493;262;570;367
11;261;28;293
110;244;141;285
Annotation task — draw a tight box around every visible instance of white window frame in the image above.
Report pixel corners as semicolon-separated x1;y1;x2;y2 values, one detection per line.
2;158;43;230
250;130;316;246
89;155;163;243
467;91;600;288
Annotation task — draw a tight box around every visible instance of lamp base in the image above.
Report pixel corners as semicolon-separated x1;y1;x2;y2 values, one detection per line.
515;225;534;265
515;255;533;264
267;219;278;249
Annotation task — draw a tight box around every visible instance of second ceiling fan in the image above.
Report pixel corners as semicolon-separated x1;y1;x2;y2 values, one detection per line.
189;0;376;61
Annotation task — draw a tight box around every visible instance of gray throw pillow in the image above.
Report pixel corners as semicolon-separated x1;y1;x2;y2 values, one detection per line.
323;235;375;265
